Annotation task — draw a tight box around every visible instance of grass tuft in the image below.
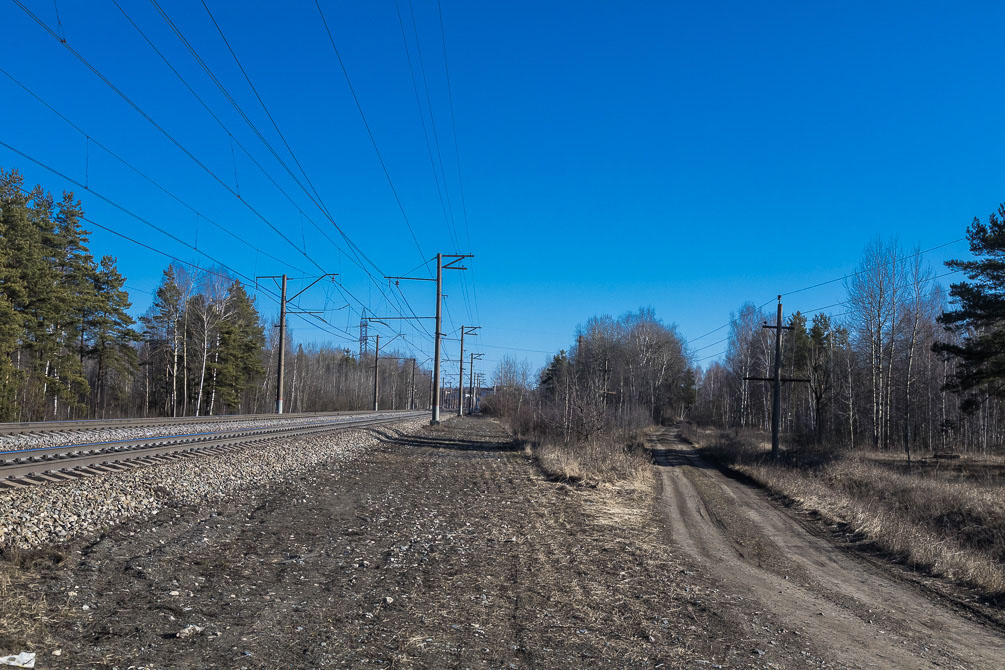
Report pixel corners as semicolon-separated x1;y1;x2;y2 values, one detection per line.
531;435;654;492
0;545;67;650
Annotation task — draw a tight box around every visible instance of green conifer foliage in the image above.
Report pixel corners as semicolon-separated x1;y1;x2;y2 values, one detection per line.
936;204;1005;412
88;256;139;417
0;170;29;419
213;280;265;412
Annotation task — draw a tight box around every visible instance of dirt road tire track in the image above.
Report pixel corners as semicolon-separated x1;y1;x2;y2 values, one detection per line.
3;417;856;669
652;428;1005;669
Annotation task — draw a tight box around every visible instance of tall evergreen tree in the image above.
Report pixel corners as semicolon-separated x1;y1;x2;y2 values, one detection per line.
212;281;264;412
142;266;183;416
936;204;1005;412
50;191;93;416
0;170;29;419
88;256;139;417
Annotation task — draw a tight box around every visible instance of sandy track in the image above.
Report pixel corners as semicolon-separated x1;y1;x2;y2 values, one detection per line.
652;428;1005;669
4;418;850;668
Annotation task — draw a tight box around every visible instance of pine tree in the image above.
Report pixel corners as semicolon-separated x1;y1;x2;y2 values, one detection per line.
936;204;1005;412
50;191;93;416
142;267;183;416
5;180;68;419
88;256;139;417
0;170;29;419
212;280;264;412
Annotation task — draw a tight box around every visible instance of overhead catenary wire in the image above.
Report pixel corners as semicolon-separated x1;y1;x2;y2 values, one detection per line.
125;0;428;336
16;0;436;348
393;0;478;324
434;0;479;324
393;0;459;252
0;66;311;276
197;0;344;239
87;214;358;343
686;236;970;347
9;147;362;346
11;0;334;275
314;0;429;268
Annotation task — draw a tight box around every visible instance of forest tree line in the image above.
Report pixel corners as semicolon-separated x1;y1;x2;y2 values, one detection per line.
692;215;1005;455
487;308;694;443
0;170;431;422
490;212;1005;457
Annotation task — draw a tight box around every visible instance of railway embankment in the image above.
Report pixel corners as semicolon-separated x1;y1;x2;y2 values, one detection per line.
0;417;426;549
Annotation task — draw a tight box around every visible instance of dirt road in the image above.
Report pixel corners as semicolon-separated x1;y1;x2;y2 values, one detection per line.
652;428;1005;669
4;417;850;669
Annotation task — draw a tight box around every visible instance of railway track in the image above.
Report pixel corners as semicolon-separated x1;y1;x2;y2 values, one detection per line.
0;410;426;488
0;409;414;436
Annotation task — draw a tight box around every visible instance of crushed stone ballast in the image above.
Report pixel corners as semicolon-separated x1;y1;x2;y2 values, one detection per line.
0;411;426;488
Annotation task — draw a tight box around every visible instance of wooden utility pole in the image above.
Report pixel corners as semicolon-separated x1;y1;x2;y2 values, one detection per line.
380;253;472;424
432;253;443;423
770;298;783;455
469;352;484;415
410;358;416;410
277;274;287;414
458;326;479;416
745;296;808;457
373;334;380;412
257;273;337;414
458;325;464;417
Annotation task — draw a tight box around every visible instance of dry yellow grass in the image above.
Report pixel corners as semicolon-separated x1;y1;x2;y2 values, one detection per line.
689;427;1005;595
0;548;68;651
532;437;654;492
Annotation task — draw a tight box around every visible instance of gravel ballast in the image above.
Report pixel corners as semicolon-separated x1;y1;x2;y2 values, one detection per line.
0;417;426;549
0;411;412;452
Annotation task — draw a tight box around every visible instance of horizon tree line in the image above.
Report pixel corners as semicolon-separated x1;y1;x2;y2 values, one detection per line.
0;169;433;422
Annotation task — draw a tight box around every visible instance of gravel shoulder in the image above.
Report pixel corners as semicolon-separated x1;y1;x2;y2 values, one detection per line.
0;411;411;452
1;417;845;669
652;427;1005;669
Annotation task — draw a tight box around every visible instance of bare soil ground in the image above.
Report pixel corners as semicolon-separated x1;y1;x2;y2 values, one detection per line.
652;427;1005;669
2;417;854;669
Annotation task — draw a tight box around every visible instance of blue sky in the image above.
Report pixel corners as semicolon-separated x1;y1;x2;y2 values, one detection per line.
2;1;1002;377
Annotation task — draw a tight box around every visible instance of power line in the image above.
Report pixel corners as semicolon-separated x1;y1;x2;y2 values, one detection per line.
780;238;967;298
198;0;333;226
9;145;362;347
140;0;419;322
86;215;357;343
15;2;434;348
14;2;443;351
3;140;251;277
11;0;333;276
0;66;311;276
314;0;428;267
686;236;969;346
393;0;460;259
139;0;402;300
434;0;479;324
392;0;473;324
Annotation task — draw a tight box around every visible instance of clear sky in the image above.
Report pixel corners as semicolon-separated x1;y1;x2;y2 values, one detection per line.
2;1;1002;378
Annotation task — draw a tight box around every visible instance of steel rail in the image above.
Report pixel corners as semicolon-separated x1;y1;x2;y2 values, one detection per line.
0;408;417;436
0;411;425;487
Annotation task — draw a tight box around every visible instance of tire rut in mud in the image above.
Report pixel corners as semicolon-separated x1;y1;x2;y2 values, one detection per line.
652;428;1005;669
5;418;847;668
